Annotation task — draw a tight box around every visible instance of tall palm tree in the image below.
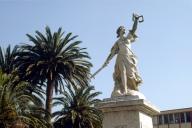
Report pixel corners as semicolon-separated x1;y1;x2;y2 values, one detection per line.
14;26;92;123
53;85;103;128
0;45;18;74
0;70;50;128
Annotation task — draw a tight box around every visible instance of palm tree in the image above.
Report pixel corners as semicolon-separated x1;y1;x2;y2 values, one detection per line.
14;26;92;123
53;85;103;128
0;45;18;74
0;70;50;128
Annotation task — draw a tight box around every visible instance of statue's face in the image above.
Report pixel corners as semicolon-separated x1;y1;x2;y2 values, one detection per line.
120;27;125;36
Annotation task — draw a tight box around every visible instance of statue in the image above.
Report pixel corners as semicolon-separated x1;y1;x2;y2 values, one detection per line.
92;13;144;97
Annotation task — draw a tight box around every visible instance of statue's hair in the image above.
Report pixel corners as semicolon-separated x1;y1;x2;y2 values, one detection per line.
116;26;125;38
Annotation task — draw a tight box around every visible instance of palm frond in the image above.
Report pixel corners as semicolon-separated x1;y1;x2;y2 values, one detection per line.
0;70;48;127
53;85;103;128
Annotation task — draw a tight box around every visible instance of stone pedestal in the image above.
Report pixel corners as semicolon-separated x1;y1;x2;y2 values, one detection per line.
97;95;160;128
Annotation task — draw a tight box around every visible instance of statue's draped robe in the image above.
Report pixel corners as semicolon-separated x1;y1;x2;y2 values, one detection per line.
111;36;142;95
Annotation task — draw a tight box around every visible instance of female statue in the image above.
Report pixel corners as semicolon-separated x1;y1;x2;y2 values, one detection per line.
104;14;143;97
92;13;144;97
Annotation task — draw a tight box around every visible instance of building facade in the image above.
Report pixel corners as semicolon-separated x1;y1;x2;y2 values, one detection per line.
153;107;192;128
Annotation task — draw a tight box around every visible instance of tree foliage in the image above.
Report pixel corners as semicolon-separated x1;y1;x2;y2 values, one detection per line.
0;70;50;128
0;45;18;74
0;26;103;128
53;85;103;128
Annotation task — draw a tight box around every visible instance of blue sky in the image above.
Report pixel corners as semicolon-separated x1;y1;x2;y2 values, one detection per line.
1;0;192;110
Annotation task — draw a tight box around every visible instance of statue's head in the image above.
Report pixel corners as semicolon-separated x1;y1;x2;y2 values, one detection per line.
116;26;125;38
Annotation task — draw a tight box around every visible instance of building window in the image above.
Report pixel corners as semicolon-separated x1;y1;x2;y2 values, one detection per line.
174;113;180;123
164;114;169;124
186;112;191;122
168;114;174;124
158;115;163;125
180;112;185;123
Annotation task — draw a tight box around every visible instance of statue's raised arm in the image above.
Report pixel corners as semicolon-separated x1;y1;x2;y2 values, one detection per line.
128;13;144;39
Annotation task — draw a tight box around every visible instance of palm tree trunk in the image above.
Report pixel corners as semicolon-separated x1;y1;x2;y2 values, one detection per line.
45;78;54;126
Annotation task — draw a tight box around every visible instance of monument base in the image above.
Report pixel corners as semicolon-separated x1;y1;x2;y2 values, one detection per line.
97;95;160;128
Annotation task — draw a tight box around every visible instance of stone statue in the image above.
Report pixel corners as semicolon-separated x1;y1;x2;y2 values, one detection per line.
111;13;143;97
92;13;144;97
